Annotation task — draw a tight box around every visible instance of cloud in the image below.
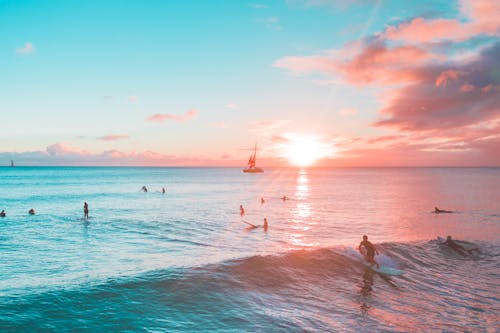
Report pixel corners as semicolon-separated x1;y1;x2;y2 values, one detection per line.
16;42;34;55
373;43;500;132
146;109;198;123
1;144;209;166
385;0;500;44
274;0;500;165
97;134;129;141
274;39;439;85
257;17;282;30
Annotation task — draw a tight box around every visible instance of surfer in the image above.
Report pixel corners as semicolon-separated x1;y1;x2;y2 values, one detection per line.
440;236;479;256
240;205;245;217
141;186;148;193
28;208;35;215
263;217;268;231
358;235;380;268
83;202;89;220
0;209;5;217
434;206;453;213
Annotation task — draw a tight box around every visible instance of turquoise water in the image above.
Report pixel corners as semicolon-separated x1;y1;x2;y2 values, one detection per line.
1;167;499;332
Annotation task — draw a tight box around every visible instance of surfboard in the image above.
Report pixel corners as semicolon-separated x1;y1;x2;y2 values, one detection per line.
349;248;405;276
369;265;405;276
242;220;258;228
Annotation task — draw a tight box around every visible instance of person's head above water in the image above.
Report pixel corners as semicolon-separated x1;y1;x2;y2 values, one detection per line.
363;235;368;241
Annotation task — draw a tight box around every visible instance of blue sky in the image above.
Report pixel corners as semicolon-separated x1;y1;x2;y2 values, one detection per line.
1;0;498;166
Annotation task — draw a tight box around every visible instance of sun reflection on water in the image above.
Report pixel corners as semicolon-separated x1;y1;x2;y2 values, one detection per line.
286;169;320;248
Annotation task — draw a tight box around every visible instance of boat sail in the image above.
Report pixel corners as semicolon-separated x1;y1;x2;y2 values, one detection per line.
243;144;264;173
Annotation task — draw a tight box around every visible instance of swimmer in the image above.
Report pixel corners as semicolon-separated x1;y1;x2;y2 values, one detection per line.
281;195;289;201
83;202;89;220
263;217;268;231
440;236;479;256
141;186;148;193
358;235;379;268
0;210;5;217
28;208;35;215
162;187;166;194
434;206;453;213
240;205;245;217
260;197;265;204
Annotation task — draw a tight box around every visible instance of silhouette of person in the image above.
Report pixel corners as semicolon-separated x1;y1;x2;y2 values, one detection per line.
0;209;5;217
240;205;245;217
29;208;35;215
142;186;148;192
263;217;268;231
83;202;89;219
358;235;379;268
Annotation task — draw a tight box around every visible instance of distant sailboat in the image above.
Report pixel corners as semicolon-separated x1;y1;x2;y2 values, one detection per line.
243;144;264;173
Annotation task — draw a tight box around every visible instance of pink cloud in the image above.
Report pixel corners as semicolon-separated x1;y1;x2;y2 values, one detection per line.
385;0;499;44
97;134;129;141
16;42;35;55
146;109;198;122
275;41;437;85
374;43;500;132
435;70;460;87
460;83;475;92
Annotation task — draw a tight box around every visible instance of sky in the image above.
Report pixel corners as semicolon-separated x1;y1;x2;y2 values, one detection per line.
1;0;499;166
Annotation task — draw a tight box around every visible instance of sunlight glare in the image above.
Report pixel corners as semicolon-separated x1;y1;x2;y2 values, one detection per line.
284;136;332;167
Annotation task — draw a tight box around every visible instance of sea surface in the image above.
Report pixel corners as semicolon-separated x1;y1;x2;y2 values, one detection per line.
0;167;499;332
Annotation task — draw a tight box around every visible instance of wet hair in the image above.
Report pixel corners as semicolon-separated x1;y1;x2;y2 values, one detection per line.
363;235;368;240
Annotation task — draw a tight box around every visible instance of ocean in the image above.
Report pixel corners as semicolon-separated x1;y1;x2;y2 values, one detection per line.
0;167;499;332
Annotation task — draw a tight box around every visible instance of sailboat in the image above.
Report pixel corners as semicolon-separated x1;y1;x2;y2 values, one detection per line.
243;144;264;173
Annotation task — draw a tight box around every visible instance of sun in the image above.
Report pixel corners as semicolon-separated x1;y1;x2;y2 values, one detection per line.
283;136;331;167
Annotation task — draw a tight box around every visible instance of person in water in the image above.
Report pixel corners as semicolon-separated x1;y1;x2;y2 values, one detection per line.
358;235;379;268
28;208;35;215
434;207;452;213
141;186;148;193
240;205;245;217
281;195;288;201
0;210;5;217
263;217;268;231
83;202;89;220
260;197;265;204
440;236;478;256
162;187;166;194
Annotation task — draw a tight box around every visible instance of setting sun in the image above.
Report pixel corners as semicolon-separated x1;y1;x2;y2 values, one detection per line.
283;136;332;167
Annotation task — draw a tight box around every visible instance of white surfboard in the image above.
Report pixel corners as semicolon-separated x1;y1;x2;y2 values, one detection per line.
346;248;405;276
368;264;405;276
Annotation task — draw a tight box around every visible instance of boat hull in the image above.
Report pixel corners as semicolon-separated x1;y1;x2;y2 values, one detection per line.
243;167;264;173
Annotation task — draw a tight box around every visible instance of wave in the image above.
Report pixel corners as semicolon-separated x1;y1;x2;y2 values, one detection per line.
1;240;498;332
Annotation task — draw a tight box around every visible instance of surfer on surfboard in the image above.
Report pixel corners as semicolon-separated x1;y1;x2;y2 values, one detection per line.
358;235;380;268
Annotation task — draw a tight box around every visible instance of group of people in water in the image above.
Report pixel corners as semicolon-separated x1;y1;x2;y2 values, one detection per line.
1;208;36;217
239;194;292;231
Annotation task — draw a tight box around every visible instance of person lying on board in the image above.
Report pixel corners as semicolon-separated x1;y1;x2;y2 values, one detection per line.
243;218;268;231
358;235;380;268
434;207;453;213
440;236;479;256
